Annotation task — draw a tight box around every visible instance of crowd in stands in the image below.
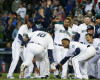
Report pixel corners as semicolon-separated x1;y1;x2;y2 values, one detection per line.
0;0;100;42
0;0;100;77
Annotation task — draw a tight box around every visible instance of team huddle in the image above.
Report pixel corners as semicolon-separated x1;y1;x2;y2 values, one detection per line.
7;15;100;79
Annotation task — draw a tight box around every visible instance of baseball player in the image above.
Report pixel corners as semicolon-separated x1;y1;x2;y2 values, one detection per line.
74;15;92;41
7;19;34;79
79;25;95;44
20;31;54;78
52;38;96;79
33;27;54;79
53;18;73;79
67;17;79;41
85;33;100;79
97;59;100;79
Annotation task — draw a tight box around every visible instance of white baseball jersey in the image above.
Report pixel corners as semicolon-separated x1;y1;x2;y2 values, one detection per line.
86;38;100;54
71;41;96;79
77;23;87;34
66;42;88;57
7;24;33;77
14;24;33;44
28;31;54;50
54;24;72;44
16;7;26;18
69;24;78;36
79;32;89;44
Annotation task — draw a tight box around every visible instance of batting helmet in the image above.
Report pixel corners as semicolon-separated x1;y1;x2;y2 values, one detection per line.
46;27;54;34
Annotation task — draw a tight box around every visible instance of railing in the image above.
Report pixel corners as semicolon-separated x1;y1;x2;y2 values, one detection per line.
0;48;12;54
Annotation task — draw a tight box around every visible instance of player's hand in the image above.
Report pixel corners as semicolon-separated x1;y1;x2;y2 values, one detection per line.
49;69;56;73
39;8;45;18
34;67;40;75
32;58;36;63
56;63;62;70
72;35;75;39
24;37;29;41
47;0;51;7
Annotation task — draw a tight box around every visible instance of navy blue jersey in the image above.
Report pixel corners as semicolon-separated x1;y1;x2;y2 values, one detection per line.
94;25;100;38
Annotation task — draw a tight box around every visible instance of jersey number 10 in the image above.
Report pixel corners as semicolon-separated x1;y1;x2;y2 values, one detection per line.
37;33;46;37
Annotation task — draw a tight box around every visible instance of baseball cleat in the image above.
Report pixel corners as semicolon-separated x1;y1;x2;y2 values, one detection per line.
7;76;15;79
54;75;61;79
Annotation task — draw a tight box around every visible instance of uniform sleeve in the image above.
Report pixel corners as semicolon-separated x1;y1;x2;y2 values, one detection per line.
17;25;26;35
77;24;82;34
47;34;54;50
79;33;86;43
54;24;63;31
16;8;19;14
66;49;72;57
17;25;26;44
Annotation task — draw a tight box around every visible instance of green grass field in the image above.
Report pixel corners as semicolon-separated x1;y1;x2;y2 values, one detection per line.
0;73;98;80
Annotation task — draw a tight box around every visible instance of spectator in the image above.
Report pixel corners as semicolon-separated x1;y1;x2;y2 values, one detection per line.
0;20;5;42
4;19;15;41
0;55;2;77
3;42;12;73
51;0;60;12
79;0;87;15
85;0;93;13
26;4;33;18
58;6;66;21
65;0;75;15
16;3;26;19
12;0;21;13
1;11;9;26
23;2;27;8
16;14;24;24
24;14;30;24
75;9;83;17
12;20;22;40
95;0;100;13
77;14;83;24
0;0;3;12
94;13;100;38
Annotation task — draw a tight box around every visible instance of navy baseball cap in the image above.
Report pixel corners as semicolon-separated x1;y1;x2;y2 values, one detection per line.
46;27;54;34
95;13;100;19
28;18;35;24
87;25;94;30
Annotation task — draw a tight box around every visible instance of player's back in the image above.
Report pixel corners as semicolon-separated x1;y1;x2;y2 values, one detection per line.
29;31;53;49
14;24;32;43
69;42;88;53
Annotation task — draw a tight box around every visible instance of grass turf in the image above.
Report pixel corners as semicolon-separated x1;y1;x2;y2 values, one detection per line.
0;73;98;80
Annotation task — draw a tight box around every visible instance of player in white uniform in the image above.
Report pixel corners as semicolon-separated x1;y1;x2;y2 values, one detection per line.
53;18;72;79
77;15;91;34
67;17;78;41
79;25;95;44
20;31;54;78
16;3;26;18
7;19;34;79
85;33;100;79
52;38;96;79
75;15;92;41
97;59;100;79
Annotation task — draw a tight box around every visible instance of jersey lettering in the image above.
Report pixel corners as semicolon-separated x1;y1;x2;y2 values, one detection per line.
59;30;71;37
37;33;46;37
82;30;86;33
72;45;75;48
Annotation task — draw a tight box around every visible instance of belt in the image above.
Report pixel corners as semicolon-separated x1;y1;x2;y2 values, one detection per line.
29;42;44;48
54;43;62;46
87;45;90;47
